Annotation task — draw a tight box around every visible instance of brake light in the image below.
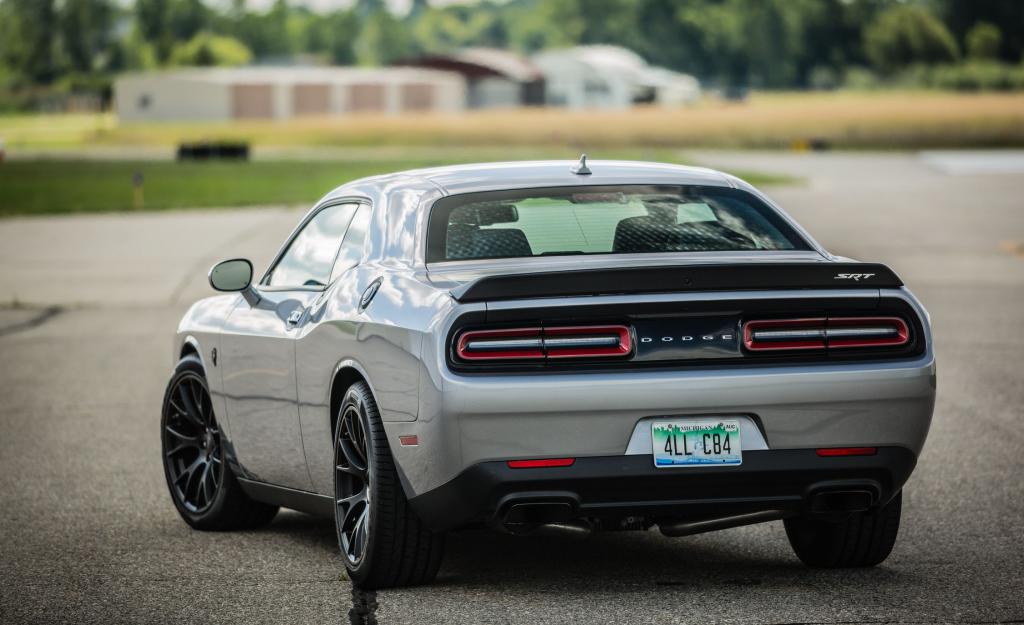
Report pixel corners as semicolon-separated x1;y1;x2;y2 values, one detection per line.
743;316;909;352
545;325;632;359
507;457;576;468
456;327;543;361
816;447;877;457
456;325;632;361
826;317;909;349
743;318;825;351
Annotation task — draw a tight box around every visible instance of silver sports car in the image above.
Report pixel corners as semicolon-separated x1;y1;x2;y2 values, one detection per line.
162;158;935;589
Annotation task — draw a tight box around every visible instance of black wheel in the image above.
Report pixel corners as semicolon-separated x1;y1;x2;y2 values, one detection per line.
161;354;278;530
784;490;902;568
334;381;445;589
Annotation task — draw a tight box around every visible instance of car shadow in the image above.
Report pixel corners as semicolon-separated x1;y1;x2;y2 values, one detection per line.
258;513;914;595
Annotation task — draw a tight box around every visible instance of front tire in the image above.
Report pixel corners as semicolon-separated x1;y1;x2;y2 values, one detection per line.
334;381;445;589
784;490;902;568
161;354;278;530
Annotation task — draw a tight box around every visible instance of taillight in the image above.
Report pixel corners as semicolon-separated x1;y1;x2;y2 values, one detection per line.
826;317;909;349
456;327;543;361
544;325;632;359
456;325;632;362
743;316;909;352
743;318;826;351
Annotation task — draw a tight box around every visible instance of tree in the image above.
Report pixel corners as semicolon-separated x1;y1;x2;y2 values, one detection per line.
170;32;252;66
60;0;116;73
864;5;960;74
136;0;174;63
354;10;412;66
0;0;61;84
965;22;1001;60
168;0;209;42
933;0;1024;63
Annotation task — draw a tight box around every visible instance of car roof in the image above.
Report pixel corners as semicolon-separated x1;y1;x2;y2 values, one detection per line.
324;159;735;200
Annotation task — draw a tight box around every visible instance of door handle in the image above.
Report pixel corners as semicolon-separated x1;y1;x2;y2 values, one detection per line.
287;309;303;325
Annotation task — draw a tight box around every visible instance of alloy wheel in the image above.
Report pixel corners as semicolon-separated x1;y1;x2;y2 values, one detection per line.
162;372;223;513
335;401;371;565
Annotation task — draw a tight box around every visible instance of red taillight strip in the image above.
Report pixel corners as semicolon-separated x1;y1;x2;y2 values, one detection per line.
456;327;543;360
826;317;909;349
743;316;910;352
456;325;632;361
507;457;575;468
743;318;826;351
545;325;632;359
816;447;877;457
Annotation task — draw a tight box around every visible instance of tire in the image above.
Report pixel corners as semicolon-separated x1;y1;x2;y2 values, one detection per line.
161;354;278;531
334;381;445;589
784;490;902;568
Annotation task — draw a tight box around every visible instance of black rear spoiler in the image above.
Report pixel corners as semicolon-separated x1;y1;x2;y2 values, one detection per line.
451;262;903;303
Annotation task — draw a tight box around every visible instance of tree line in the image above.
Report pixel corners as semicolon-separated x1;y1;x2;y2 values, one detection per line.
1;0;1022;108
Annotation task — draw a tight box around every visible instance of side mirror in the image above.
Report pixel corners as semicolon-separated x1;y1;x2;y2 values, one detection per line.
209;259;260;305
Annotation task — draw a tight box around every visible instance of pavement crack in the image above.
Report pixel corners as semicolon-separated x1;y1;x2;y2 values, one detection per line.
0;305;63;337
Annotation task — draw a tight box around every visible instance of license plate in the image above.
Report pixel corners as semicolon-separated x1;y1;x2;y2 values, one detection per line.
652;419;742;467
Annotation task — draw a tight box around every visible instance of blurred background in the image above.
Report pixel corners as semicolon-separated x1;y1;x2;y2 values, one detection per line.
0;0;1023;215
2;2;1023;624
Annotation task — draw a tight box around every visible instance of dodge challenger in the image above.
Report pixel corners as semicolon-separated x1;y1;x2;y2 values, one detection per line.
161;158;935;589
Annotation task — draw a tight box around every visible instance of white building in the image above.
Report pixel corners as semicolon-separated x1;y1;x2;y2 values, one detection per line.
114;66;466;122
531;45;701;109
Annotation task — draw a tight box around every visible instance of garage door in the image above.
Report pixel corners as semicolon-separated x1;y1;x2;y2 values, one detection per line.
293;84;330;116
231;84;274;119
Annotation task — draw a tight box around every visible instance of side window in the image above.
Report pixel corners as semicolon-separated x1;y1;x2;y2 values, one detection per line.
266;203;357;288
330;204;371;282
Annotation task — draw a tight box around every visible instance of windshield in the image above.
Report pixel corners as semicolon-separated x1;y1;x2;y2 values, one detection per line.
426;185;809;263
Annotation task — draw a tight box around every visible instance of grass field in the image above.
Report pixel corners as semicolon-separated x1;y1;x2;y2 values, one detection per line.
2;91;1023;151
2;90;1017;216
0;150;794;216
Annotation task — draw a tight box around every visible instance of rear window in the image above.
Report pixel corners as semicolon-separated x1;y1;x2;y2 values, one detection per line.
426;185;808;263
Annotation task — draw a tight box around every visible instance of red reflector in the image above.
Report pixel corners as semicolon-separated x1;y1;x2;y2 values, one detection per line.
816;447;877;457
507;457;576;469
398;435;418;447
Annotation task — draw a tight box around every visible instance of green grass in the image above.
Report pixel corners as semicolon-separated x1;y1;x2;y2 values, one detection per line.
0;154;794;217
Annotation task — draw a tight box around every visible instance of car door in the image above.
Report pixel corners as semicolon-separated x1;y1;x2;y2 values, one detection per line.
219;202;359;490
293;203;375;494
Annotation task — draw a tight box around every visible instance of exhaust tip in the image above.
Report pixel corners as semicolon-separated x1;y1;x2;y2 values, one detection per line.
810;490;875;514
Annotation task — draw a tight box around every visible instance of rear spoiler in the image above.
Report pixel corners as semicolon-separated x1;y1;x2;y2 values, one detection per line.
451;262;903;303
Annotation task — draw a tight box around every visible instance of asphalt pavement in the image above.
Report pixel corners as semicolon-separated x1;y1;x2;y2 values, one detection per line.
1;151;1022;624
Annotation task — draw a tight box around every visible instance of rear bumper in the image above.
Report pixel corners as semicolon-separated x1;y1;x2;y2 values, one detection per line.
408;447;917;531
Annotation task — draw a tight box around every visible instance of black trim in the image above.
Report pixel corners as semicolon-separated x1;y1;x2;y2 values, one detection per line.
445;295;926;374
453;262;902;303
237;478;335;517
408;447;917;531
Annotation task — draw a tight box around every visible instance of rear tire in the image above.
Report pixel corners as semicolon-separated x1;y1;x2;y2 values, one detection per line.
784;490;902;568
161;354;279;531
334;381;445;589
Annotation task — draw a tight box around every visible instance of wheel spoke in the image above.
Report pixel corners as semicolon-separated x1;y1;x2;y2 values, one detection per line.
177;384;204;429
337;489;366;508
189;379;205;424
198;463;211;505
165;425;200;442
351;510;368;557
